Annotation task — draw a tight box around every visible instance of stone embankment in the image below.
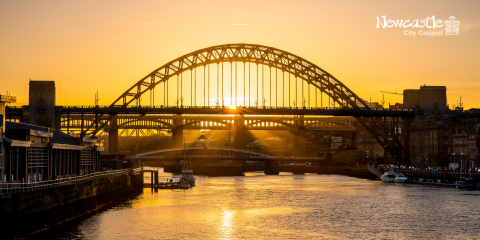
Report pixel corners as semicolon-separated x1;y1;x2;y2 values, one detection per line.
0;170;143;238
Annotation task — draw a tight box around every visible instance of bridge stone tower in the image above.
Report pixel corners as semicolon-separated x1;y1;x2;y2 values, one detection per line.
28;80;58;129
172;114;184;148
292;115;307;157
234;115;246;149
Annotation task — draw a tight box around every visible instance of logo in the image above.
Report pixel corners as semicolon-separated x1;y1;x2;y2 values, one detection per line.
376;16;460;36
445;16;460;35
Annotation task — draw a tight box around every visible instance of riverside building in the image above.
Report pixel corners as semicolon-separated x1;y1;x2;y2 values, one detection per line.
0;95;104;183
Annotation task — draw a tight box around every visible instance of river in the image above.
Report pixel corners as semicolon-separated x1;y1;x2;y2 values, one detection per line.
35;168;480;239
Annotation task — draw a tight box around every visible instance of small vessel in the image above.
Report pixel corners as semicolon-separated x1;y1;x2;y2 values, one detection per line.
456;178;474;190
181;160;196;186
381;171;407;183
180;181;191;189
180;143;196;187
158;178;190;189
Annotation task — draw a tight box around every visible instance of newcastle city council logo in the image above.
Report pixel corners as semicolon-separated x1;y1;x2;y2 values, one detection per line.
445;16;460;35
376;15;460;36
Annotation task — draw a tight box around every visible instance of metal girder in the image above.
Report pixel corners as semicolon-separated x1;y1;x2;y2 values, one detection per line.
78;43;409;163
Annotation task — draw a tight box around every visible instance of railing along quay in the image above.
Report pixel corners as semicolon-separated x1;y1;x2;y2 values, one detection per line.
0;168;142;193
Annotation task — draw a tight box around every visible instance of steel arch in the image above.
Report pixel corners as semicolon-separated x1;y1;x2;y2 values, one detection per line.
82;43;408;164
114;43;364;108
119;119;174;129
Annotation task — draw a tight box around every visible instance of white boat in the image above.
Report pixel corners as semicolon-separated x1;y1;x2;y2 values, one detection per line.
181;160;196;186
181;143;196;187
381;171;407;183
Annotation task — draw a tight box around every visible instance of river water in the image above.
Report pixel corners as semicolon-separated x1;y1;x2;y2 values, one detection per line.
36;168;480;239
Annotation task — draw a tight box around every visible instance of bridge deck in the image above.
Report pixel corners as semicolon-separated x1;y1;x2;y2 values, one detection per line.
6;105;415;117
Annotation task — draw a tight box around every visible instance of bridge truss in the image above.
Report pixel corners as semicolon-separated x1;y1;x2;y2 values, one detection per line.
32;44;412;164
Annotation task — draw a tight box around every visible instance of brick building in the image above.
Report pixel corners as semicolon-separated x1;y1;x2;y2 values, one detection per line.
403;85;447;113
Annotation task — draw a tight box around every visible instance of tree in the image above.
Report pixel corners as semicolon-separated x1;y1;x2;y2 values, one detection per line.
36;116;52;128
348;148;369;165
332;151;352;166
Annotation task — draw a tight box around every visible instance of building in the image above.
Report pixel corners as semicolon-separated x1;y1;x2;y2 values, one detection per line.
28;80;59;129
194;131;210;148
246;136;291;156
0;97;104;183
331;136;350;149
403;85;447;113
2;121;104;183
1;94;17;181
389;103;404;109
357;132;384;160
467;123;480;161
305;132;331;156
408;118;452;168
407;111;480;169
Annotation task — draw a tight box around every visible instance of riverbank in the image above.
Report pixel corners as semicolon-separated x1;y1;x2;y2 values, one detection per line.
0;170;143;239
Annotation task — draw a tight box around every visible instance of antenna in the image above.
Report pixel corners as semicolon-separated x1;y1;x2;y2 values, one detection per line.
94;91;99;106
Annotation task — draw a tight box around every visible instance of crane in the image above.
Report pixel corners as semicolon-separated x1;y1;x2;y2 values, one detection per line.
380;90;403;95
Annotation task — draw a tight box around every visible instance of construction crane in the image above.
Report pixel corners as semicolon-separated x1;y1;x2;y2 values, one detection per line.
381;90;403;95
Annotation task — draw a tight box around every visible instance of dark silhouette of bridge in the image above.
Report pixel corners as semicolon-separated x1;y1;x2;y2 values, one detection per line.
6;44;415;164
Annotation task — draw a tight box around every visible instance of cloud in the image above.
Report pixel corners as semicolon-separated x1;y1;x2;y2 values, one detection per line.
462;22;480;33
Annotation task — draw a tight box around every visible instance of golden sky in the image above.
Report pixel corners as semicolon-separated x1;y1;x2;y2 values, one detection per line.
1;0;479;109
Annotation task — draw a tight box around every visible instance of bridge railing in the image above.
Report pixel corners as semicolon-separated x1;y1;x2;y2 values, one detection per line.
0;168;142;193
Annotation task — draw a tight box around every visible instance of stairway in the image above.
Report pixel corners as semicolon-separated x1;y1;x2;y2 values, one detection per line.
367;165;383;178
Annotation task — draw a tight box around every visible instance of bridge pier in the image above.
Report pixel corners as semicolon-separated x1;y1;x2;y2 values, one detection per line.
108;116;119;154
172;114;183;148
264;161;279;175
292;116;306;157
234;114;246;149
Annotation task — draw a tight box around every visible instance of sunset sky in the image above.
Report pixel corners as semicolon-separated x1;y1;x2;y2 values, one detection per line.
1;0;479;109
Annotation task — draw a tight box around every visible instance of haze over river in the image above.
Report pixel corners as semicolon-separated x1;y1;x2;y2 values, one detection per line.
37;168;480;239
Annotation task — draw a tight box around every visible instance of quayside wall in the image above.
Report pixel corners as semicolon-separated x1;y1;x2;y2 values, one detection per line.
396;170;480;182
0;171;143;238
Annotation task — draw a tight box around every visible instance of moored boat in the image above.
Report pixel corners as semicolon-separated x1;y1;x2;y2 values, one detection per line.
455;178;474;190
181;160;196;186
381;171;407;183
158;178;191;189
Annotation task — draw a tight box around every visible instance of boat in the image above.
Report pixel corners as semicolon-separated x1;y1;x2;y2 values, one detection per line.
157;178;190;189
181;160;196;186
381;171;407;183
180;181;191;189
180;143;196;187
455;178;474;190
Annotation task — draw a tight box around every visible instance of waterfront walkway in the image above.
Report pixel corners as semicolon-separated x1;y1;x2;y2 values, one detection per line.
0;168;142;193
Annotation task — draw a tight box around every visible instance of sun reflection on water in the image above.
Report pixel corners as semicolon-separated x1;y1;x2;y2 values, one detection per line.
219;210;236;239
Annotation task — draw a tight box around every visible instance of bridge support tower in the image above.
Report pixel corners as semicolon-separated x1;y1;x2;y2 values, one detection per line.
172;114;184;148
292;116;306;157
264;161;279;175
234;114;246;149
108;116;119;154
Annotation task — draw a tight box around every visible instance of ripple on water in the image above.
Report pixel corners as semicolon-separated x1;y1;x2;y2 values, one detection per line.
34;170;480;240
